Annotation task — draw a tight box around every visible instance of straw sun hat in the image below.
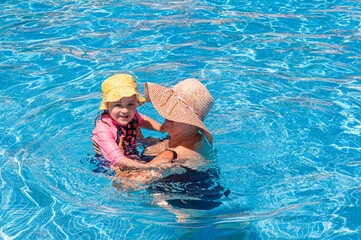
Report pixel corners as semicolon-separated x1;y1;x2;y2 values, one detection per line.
144;78;214;144
99;74;145;111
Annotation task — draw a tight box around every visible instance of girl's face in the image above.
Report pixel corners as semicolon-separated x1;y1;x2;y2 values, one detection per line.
107;95;137;126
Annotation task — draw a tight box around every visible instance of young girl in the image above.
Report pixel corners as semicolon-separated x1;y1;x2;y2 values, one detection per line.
91;74;162;167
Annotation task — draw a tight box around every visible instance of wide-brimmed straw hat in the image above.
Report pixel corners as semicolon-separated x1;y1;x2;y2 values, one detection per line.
144;78;214;144
99;74;145;111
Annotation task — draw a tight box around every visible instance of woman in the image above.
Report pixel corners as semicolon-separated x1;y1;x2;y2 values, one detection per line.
112;79;229;216
142;77;214;165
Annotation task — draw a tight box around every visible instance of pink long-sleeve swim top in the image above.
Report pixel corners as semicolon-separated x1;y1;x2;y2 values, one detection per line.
91;112;145;164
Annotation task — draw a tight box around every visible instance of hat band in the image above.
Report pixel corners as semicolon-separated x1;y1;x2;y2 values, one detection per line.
160;88;202;119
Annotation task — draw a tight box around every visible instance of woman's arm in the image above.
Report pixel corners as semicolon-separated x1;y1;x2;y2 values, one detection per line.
145;149;176;168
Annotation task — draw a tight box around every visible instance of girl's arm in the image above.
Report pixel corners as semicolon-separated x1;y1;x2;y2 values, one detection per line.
114;156;156;169
141;115;163;132
114;154;172;170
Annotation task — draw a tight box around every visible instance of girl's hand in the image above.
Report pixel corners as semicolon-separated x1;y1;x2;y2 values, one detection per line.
146;159;173;169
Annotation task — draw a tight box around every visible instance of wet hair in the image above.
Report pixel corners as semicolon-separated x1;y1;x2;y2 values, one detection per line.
94;110;111;127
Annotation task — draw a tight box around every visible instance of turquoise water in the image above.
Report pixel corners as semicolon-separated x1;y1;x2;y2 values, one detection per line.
1;0;361;239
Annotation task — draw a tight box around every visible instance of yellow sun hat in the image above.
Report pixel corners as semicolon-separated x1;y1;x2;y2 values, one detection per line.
99;74;146;111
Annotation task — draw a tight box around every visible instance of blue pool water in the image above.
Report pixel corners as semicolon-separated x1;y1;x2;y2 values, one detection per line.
1;0;361;239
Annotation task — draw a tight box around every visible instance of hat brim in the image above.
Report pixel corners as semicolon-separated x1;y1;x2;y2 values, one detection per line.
145;82;213;145
99;87;145;111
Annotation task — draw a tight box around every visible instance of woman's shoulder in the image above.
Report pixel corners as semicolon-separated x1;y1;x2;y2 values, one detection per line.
173;134;212;163
172;145;202;159
176;133;204;152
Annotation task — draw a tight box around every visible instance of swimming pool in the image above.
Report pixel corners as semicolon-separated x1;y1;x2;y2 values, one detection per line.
1;0;361;239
